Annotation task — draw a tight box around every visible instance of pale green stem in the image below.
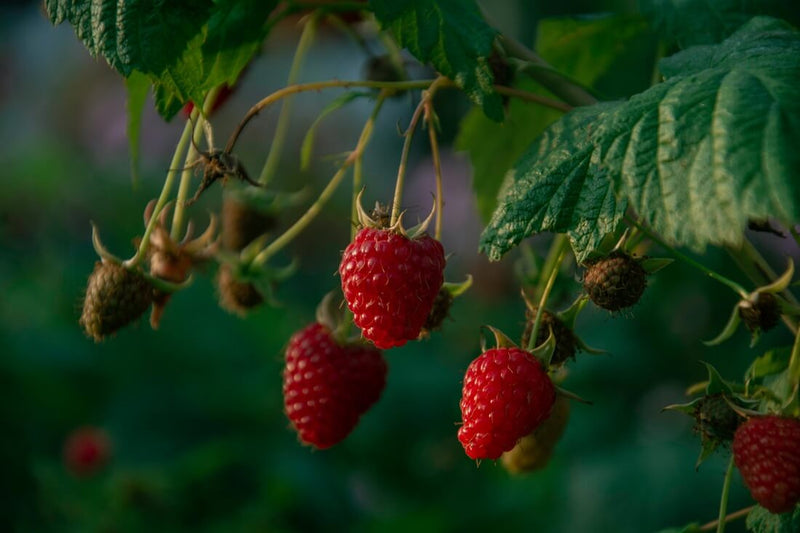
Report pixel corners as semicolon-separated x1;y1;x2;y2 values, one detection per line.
253;93;388;266
726;239;799;334
715;457;735;533
535;234;571;299
389;77;448;227
258;12;320;186
727;239;799;304
171;87;221;241
788;324;800;394
351;153;363;240
626;217;749;298
493;85;572;112
389;97;426;227
225;79;438;154
527;237;569;352
425;103;444;241
124;116;195;268
699;506;754;532
496;32;597;107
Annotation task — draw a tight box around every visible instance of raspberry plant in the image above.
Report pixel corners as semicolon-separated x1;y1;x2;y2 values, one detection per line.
43;0;800;530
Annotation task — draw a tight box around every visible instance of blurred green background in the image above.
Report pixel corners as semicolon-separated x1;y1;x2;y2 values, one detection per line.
1;1;797;532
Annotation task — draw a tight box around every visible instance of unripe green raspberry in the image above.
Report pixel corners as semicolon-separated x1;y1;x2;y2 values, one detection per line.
502;394;570;473
80;261;153;341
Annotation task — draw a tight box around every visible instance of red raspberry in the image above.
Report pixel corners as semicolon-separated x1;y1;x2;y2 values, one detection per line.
733;416;800;514
339;228;446;349
63;426;111;477
458;348;556;460
283;323;387;449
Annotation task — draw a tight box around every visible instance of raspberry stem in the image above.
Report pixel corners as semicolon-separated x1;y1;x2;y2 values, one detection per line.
125;111;197;268
725;238;799;334
351;147;364;240
257;11;320;186
713;457;735;533
526;238;568;353
424;99;444;240
492;85;572;112
788;326;800;402
699;506;754;531
390;76;449;227
495;30;597;107
171;87;221;241
625;216;749;299
252;92;388;267
226;79;439;154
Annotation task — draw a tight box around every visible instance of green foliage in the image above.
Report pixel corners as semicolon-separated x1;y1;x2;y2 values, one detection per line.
642;0;800;48
746;505;800;533
152;0;278;118
479;104;627;262
370;0;503;121
44;0;212;77
481;17;800;261
458;14;651;223
46;0;277;119
746;348;792;382
125;71;150;185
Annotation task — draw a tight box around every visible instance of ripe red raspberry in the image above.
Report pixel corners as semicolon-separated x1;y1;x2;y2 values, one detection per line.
458;347;556;460
583;251;647;311
339;228;445;349
733;416;800;514
63;426;111;477
283;323;387;449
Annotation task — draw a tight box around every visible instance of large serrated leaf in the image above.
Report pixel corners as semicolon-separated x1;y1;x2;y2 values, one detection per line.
479;104;628;263
370;0;503;121
47;0;276;120
153;0;277;119
457;15;651;223
481;16;800;261
45;0;213;77
746;505;800;533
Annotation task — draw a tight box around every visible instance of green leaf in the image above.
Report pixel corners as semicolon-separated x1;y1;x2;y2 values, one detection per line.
370;0;503;121
481;17;800;260
46;0;276;120
746;505;800;533
457;15;650;223
153;0;278;119
479;104;628;263
746;347;792;382
642;0;800;49
125;71;150;186
45;0;213;77
702;362;736;396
